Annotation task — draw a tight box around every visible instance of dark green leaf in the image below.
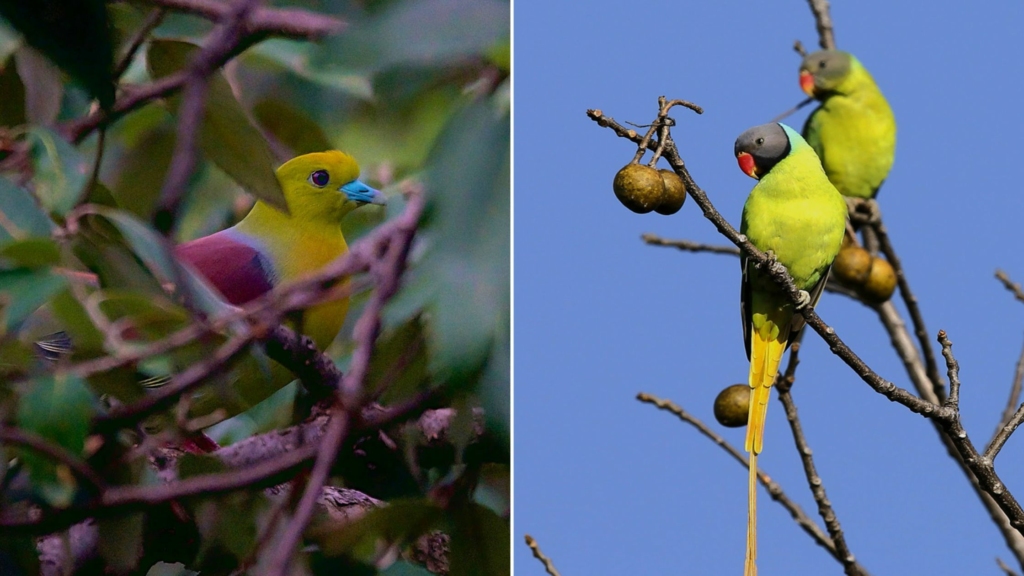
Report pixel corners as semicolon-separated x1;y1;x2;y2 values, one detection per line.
419;97;510;385
0;176;56;243
0;53;25;126
0;237;59;268
28;126;91;215
98;512;144;573
0;268;66;333
13;46;61;125
0;0;115;107
448;502;509;576
16;372;96;507
369;314;430;404
253;97;333;156
147;40;287;213
314;499;444;558
111;121;175;218
316;0;510;74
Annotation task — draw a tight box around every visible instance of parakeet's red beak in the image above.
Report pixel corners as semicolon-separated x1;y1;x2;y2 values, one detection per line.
737;152;757;179
799;70;815;96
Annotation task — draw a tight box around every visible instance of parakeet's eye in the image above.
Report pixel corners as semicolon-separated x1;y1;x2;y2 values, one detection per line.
308;170;330;187
818;60;827;69
756;137;765;145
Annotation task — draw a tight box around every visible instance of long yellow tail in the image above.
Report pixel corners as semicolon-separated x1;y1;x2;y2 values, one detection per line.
744;322;789;576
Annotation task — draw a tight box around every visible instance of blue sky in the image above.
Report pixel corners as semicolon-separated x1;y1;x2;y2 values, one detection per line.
514;1;1024;574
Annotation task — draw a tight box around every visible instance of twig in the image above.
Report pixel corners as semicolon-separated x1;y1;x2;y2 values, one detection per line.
938;331;961;409
775;343;864;575
636;392;841;558
996;270;1024;305
641;233;740;255
113;8;167;80
0;428;106;493
872;220;944;400
769;97;814;124
998;557;1020;576
138;0;344;40
986;401;1024;463
524;534;562;576
806;0;836;50
153;0;262;234
992;335;1024;445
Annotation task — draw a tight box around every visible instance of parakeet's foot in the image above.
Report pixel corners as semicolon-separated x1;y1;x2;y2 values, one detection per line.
794;289;812;310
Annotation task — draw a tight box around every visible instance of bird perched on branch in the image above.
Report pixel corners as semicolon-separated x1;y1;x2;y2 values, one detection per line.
37;151;384;426
800;50;896;199
735;123;846;575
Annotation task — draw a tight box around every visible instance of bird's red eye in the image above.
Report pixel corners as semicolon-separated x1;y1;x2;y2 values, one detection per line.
309;170;330;187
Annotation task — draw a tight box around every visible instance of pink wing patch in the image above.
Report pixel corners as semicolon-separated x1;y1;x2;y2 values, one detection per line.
175;231;275;305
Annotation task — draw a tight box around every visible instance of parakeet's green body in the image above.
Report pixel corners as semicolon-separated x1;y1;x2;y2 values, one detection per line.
801;52;896;199
734;123;847;576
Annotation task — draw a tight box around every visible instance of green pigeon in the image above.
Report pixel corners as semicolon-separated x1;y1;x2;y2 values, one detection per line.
800;50;896;199
735;122;847;575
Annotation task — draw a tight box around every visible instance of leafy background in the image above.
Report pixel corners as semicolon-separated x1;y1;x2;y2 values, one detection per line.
0;0;508;574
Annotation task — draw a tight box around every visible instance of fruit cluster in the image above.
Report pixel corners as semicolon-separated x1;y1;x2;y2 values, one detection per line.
612;164;686;215
831;243;896;303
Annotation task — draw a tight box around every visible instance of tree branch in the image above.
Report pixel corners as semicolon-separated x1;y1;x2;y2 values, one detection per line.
524;534;562;576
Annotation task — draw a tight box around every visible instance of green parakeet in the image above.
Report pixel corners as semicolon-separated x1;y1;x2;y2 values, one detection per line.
735;123;847;575
800;50;896;199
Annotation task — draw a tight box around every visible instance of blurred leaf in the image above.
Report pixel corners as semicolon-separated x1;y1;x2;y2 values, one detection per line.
447;502;509;576
13;46;61;125
313;499;444;558
247;39;373;101
0;17;18;61
0;177;55;243
111;121;175;218
194;492;263;567
253;97;333;156
485;35;510;72
0;534;39;576
0;338;33;378
146;562;199;576
94;290;191;341
50;288;103;356
370;314;430;403
28;126;91;215
0;237;59;268
147;40;287;214
98;512;144;573
0;0;115;107
382;561;435;576
317;0;510;74
419;97;510;385
16;372;96;507
0;268;66;333
0;54;24;126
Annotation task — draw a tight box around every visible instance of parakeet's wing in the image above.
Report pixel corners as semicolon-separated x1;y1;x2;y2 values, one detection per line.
789;263;832;338
802;107;824;159
175;231;276;305
741;255;753;361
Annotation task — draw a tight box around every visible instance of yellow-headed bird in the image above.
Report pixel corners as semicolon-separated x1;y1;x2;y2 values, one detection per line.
735;123;846;575
800;50;896;199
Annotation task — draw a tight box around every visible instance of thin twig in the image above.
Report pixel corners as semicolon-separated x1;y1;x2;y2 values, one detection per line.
524;534;562;576
636;392;842;558
113;8;167;80
641;233;740;255
769;97;814;124
992;335;1024;445
872;219;944;400
775;343;865;576
938;331;961;409
0;428;106;493
138;0;344;40
998;557;1021;576
806;0;836;50
996;270;1024;305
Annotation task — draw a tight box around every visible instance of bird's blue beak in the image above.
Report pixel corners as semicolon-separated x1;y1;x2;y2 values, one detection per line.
340;180;386;205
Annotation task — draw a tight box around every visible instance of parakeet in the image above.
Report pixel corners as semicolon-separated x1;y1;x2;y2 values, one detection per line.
800;50;896;199
735;123;846;575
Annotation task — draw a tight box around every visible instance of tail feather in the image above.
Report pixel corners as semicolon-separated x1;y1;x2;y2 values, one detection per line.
743;321;790;576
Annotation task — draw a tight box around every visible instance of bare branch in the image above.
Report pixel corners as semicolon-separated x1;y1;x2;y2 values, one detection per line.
997;270;1024;305
138;0;344;40
992;335;1024;447
806;0;836;50
641;233;740;255
524;534;562;576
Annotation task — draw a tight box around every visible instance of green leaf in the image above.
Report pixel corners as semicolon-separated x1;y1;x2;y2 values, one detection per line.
0;53;25;126
147;40;287;214
28;126;92;215
16;372;96;507
13;46;61;125
314;499;444;558
0;175;56;243
98;512;144;573
382;561;436;576
369;314;430;404
447;502;509;576
0;0;115;107
0;268;66;333
111;121;175;218
316;0;510;74
419;97;510;385
0;237;59;268
252;97;333;156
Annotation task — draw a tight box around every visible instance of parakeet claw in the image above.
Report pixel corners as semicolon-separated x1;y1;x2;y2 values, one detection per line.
794;290;812;310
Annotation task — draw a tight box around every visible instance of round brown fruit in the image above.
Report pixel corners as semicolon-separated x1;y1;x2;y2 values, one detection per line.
714;384;750;428
613;164;665;214
859;256;897;303
831;245;872;287
654;169;686;215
